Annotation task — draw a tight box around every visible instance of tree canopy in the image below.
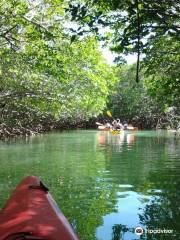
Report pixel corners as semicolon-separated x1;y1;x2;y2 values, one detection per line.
0;0;179;138
0;0;117;138
66;0;180;54
66;0;180;81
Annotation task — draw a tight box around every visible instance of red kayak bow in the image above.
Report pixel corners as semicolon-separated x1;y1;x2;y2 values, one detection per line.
0;176;79;240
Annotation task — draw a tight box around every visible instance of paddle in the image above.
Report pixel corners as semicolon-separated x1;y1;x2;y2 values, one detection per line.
106;111;115;121
106;110;113;118
95;122;103;126
107;111;123;131
96;111;113;128
96;111;113;126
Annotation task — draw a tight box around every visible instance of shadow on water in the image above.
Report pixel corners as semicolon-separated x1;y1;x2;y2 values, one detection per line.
0;130;180;240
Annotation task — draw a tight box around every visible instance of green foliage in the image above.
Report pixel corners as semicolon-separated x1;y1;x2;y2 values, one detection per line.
107;65;172;129
65;0;180;128
108;52;180;129
1;0;179;134
143;36;180;106
0;0;117;136
66;0;180;57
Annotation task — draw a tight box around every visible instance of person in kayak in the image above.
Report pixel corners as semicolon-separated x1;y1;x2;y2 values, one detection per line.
123;122;128;130
117;119;124;130
104;119;112;129
112;119;124;130
112;119;117;129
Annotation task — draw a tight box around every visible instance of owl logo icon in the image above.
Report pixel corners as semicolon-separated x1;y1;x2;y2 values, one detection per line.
135;226;144;236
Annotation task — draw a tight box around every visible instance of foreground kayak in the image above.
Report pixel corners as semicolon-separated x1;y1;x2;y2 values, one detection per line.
0;176;79;240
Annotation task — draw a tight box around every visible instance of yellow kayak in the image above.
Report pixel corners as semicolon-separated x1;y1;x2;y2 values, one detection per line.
110;129;123;134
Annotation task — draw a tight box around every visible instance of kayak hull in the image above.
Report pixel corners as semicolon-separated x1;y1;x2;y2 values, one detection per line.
97;126;110;131
97;126;138;131
0;176;79;240
110;129;123;134
125;127;138;131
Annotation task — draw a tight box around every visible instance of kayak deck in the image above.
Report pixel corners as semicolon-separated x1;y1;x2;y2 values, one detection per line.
0;176;79;240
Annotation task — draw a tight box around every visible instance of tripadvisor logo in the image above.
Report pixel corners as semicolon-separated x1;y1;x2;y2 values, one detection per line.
135;226;144;236
134;226;173;236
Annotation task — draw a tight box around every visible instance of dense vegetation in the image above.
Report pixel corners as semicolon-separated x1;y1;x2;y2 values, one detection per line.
0;0;179;138
0;0;116;138
108;57;180;129
67;0;180;129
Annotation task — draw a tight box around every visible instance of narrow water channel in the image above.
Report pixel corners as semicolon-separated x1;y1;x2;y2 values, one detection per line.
0;130;179;240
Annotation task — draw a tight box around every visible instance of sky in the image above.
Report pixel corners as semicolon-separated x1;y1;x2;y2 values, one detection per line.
64;21;137;65
101;47;137;65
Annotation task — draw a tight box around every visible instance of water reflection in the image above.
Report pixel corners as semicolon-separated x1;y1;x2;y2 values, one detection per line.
96;130;180;240
127;134;135;145
138;168;180;240
96;131;136;152
0;130;180;240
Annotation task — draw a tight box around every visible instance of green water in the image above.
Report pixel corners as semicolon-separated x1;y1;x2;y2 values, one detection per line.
0;130;180;240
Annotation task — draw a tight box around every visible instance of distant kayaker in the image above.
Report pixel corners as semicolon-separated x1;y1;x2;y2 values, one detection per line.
112;119;124;130
104;120;111;129
117;119;124;130
123;122;128;130
112;119;118;129
105;122;111;129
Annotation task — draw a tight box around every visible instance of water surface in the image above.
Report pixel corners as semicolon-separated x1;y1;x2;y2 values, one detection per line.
0;130;180;240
